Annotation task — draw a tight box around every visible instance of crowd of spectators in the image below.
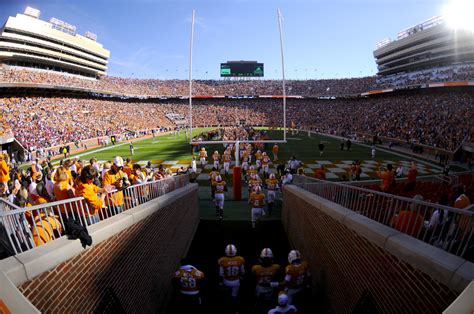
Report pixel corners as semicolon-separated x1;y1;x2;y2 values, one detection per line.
1;67;376;96
1;91;472;152
0;153;180;255
377;64;474;88
2;65;473;99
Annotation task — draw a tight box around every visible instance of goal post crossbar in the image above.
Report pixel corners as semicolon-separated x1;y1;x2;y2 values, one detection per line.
187;9;288;145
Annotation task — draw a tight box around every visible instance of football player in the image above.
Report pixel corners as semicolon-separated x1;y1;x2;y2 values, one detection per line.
218;244;245;308
265;174;279;216
255;150;263;169
241;152;250;181
249;186;266;228
212;150;220;169
213;175;227;220
199;147;208;168
222;150;232;176
173;259;205;310
261;152;271;178
285;250;311;306
209;167;220;200
248;173;262;193
252;248;281;311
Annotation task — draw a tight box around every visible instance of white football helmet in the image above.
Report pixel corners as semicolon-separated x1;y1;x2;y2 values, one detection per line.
278;292;289;306
214;151;218;154
255;186;262;193
225;244;237;257
249;166;255;170
260;248;273;259
288;250;301;264
216;175;222;182
269;173;275;180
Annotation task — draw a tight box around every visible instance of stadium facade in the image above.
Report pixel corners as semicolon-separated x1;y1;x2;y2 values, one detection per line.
374;16;474;76
0;7;110;78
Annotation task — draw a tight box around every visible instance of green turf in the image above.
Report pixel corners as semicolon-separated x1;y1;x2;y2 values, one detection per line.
62;128;415;165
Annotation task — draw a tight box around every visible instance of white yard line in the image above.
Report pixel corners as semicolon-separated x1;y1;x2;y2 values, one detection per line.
51;142;128;165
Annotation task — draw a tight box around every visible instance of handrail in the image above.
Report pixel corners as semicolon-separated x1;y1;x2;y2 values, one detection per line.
292;175;473;259
0;174;189;257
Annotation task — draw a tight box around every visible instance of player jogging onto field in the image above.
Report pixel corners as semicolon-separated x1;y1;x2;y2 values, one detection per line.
265;174;279;216
249;186;266;228
213;175;227;220
218;244;245;312
285;250;312;307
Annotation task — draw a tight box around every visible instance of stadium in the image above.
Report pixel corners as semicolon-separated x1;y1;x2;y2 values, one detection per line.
0;3;473;314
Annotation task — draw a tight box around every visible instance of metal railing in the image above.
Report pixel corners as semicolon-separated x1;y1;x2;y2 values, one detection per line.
292;176;473;259
0;174;189;256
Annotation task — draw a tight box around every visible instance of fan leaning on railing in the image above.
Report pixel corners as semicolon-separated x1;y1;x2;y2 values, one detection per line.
0;174;189;258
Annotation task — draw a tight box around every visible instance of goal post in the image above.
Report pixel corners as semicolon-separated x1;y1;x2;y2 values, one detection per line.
186;9;289;200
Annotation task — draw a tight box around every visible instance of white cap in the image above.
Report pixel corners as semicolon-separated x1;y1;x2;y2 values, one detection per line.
113;156;124;167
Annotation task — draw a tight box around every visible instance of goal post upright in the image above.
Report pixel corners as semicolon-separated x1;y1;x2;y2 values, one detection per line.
277;8;287;142
188;9;195;143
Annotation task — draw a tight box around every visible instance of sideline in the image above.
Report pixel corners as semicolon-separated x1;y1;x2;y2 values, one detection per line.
305;130;443;171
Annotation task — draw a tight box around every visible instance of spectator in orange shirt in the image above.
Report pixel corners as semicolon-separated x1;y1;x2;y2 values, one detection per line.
75;165;108;224
272;144;279;161
390;194;425;237
377;164;394;193
103;156;129;214
0;153;10;190
53;166;76;216
454;186;471;209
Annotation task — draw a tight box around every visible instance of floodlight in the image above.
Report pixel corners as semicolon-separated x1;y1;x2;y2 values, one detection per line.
442;0;474;32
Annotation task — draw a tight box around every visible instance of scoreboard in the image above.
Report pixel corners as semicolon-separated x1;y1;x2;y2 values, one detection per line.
220;61;264;77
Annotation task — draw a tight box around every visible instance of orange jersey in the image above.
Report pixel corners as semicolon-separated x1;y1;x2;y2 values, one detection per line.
377;170;394;192
223;153;232;162
75;181;103;215
265;179;279;190
249;178;262;189
285;261;310;289
272;145;279;154
252;264;280;285
249;192;265;208
255;152;262;161
213;153;220;161
209;171;220;183
174;266;205;294
247;169;257;177
262;156;270;166
0;160;10;183
199;150;207;158
214;181;226;194
103;170;125;206
31;214;63;247
218;256;245;281
455;194;471;209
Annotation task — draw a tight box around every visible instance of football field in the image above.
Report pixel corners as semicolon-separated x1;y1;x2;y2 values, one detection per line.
61;128;442;180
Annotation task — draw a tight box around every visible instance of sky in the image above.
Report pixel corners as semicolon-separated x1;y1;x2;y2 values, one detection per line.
0;0;451;80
